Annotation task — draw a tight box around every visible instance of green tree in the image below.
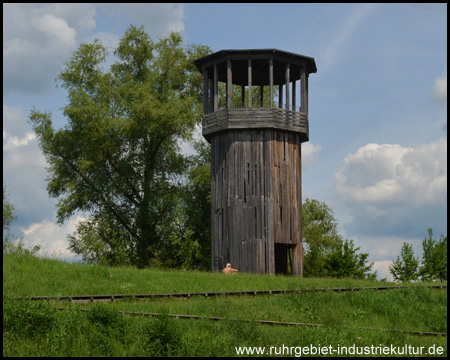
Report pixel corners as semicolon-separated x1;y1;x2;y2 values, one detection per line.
420;228;447;282
302;198;343;277
29;25;211;268
3;183;17;245
152;139;211;270
179;139;211;269
389;242;420;282
324;239;377;279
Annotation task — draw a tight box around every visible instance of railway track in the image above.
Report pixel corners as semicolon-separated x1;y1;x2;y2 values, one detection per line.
53;307;447;337
14;284;447;337
17;284;447;303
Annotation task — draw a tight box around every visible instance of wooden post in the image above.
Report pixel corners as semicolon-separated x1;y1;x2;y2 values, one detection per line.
209;74;214;112
203;68;209;114
292;244;302;276
227;60;232;109
248;59;252;108
285;63;290;110
279;84;283;108
305;73;309;117
260;85;264;107
241;85;245;108
292;80;296;111
300;66;305;113
214;64;218;112
269;59;273;108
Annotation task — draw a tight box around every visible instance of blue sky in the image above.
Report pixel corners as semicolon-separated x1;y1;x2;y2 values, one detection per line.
3;3;447;280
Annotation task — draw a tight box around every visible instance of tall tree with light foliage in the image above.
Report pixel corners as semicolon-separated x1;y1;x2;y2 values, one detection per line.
420;228;447;282
29;25;211;267
302;198;343;277
324;239;376;279
3;183;17;246
389;242;420;282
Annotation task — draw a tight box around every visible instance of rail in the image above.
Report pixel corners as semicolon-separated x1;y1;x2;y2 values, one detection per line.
216;101;303;112
202;105;309;139
16;284;447;303
55;307;447;337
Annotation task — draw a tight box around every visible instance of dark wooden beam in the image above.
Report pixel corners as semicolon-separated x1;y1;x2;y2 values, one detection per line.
227;60;232;109
248;59;252;107
285;63;290;110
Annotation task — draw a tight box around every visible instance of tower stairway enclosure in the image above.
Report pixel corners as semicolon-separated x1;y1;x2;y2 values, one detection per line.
194;49;317;276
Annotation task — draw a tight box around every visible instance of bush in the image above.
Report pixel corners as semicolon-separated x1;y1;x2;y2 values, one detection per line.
3;295;56;337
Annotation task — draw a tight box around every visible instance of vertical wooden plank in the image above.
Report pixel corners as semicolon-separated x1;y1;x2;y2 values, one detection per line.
253;132;258;239
259;131;264;241
227;60;232;109
298;135;303;276
214;64;218;112
285;63;290;110
219;135;225;267
292;79;296;110
203;67;209;114
278;84;283;108
236;135;242;268
229;133;235;267
300;66;306;113
260;85;264;107
210;136;216;271
305;73;309;117
268;130;275;274
248;59;252;108
292;244;302;276
269;59;273;108
209;75;214;112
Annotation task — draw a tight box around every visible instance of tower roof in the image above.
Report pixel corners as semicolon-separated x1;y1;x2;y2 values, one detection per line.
194;49;317;86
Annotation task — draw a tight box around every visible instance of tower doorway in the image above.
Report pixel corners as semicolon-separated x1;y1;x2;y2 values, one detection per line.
275;243;296;275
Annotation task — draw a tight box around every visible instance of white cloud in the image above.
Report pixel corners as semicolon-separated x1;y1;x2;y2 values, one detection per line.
3;105;27;136
432;68;447;105
335;138;447;206
53;3;97;37
335;137;447;244
18;216;84;259
98;3;185;37
30;13;77;48
3;4;95;94
3;105;53;225
3;132;36;151
372;260;394;282
302;142;322;171
3;3;186;95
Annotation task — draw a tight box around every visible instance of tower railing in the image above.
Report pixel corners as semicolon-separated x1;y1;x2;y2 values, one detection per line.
215;101;303;113
202;104;309;141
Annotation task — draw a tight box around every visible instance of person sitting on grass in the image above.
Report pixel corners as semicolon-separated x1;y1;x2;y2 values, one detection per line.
222;263;238;274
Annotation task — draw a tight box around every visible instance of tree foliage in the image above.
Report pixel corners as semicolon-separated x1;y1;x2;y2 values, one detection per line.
154;139;211;270
324;239;376;280
29;25;211;268
419;228;447;282
302;198;343;277
3;183;17;245
389;242;420;282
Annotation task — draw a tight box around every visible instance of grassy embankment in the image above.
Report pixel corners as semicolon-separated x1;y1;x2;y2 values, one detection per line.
3;252;447;357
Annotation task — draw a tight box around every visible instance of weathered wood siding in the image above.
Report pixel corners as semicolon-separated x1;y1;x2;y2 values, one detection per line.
211;129;303;275
203;107;308;142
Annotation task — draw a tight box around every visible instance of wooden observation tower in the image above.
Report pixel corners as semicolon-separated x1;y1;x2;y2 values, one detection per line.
194;49;317;276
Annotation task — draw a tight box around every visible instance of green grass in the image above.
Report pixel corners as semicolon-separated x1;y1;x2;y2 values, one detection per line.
3;252;390;297
3;252;447;357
